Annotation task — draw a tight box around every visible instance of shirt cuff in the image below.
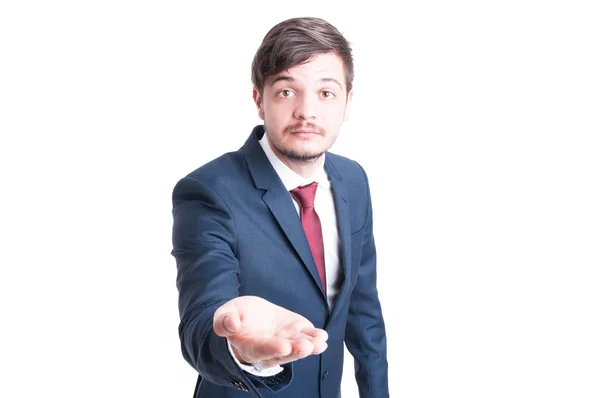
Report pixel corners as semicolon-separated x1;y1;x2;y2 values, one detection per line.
226;339;284;377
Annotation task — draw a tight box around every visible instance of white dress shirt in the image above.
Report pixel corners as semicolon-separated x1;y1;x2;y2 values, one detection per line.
228;131;342;376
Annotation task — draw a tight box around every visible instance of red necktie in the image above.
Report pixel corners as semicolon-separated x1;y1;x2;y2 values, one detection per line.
290;182;327;294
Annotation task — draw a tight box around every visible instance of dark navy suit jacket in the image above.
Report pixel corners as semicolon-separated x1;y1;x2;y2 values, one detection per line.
171;125;389;397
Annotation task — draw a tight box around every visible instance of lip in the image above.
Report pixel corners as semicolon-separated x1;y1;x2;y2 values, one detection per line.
291;130;319;135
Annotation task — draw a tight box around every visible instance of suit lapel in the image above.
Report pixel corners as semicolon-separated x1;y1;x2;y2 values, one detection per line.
325;157;353;320
242;126;327;301
262;187;326;298
241;126;356;310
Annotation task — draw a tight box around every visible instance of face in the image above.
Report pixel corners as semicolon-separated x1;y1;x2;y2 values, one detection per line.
253;52;353;164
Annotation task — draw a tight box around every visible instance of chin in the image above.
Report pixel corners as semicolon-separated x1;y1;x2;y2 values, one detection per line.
279;145;325;162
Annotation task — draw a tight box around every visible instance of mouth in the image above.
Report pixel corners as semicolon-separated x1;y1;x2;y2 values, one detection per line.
290;130;323;141
291;129;320;135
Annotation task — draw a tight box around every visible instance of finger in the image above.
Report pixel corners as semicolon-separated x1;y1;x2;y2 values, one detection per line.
213;312;241;337
288;328;328;350
258;339;317;367
289;338;315;357
311;340;328;355
229;335;293;363
287;331;327;356
251;336;293;359
300;326;328;342
278;319;314;337
259;350;310;368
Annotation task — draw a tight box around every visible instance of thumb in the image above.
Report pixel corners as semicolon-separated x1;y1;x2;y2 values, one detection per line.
213;311;241;337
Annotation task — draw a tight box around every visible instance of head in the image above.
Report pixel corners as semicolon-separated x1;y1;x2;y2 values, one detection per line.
251;17;354;165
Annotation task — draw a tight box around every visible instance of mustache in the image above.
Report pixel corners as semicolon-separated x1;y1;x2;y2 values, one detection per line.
285;122;323;134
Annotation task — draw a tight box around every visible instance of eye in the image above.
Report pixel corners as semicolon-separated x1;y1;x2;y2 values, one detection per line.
321;90;335;99
277;89;295;98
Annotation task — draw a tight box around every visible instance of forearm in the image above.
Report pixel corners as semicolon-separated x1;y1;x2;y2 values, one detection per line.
172;176;293;394
345;289;389;397
180;303;236;383
345;228;389;397
179;302;293;394
173;176;256;391
345;164;389;397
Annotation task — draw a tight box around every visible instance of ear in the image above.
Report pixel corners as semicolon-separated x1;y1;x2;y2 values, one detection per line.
252;88;265;120
343;89;354;121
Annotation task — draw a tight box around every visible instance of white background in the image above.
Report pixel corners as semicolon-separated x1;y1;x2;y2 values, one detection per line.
1;1;599;397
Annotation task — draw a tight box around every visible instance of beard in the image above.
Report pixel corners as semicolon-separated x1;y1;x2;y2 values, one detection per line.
276;147;324;162
265;123;327;163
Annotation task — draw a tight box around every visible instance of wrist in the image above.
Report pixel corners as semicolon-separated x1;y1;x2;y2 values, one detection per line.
230;343;251;365
226;338;284;377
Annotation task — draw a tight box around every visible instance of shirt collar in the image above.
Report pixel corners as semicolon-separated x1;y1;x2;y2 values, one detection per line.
259;131;330;191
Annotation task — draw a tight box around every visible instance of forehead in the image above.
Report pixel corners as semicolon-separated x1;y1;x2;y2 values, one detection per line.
267;52;346;88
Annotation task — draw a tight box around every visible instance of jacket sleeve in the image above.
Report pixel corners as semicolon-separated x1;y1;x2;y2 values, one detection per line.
344;165;390;397
171;176;292;396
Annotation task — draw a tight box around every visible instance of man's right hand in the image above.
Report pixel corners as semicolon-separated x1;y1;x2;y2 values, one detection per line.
213;296;328;368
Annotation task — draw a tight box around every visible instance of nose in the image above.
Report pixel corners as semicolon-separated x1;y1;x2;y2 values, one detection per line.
293;94;317;120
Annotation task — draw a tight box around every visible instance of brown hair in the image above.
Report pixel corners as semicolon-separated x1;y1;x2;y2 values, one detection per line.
251;17;354;95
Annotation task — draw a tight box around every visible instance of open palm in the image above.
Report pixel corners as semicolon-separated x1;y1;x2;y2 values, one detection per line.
213;296;328;367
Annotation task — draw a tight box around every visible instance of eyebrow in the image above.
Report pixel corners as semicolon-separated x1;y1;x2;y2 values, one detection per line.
270;76;344;90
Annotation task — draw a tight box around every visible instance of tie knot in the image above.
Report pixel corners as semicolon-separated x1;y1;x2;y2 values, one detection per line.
290;182;318;209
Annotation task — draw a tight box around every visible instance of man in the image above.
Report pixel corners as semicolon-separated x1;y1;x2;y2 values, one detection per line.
171;17;389;397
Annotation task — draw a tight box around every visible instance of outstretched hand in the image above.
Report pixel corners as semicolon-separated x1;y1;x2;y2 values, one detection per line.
213;296;328;368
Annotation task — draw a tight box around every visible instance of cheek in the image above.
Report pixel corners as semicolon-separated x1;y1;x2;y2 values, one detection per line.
264;113;281;129
323;107;346;127
264;104;291;126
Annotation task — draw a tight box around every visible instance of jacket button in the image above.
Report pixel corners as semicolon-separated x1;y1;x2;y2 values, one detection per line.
231;381;248;391
322;371;329;381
